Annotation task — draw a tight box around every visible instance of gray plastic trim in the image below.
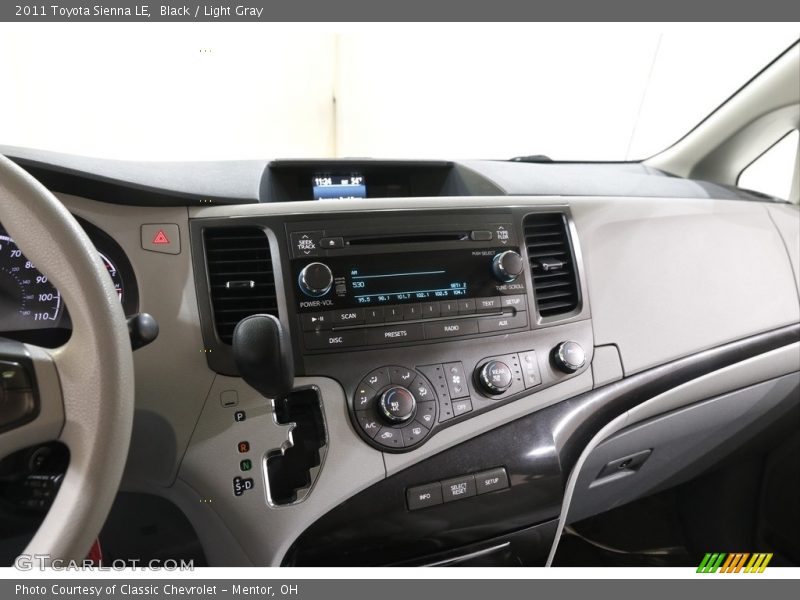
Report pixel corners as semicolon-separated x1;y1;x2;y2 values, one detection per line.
177;375;386;566
591;345;623;388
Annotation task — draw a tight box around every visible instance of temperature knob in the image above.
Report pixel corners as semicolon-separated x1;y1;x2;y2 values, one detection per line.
492;250;524;283
552;341;586;373
378;386;416;424
298;262;333;297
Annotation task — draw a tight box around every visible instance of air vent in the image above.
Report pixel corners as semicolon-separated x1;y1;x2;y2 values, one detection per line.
203;227;278;344
523;213;580;318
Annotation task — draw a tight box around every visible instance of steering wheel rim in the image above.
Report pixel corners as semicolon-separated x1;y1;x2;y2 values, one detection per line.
0;154;134;563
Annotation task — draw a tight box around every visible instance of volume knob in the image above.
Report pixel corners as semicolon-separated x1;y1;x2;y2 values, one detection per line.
298;262;333;297
492;250;524;283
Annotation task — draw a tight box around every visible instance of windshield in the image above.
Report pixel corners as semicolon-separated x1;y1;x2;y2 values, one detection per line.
1;23;797;162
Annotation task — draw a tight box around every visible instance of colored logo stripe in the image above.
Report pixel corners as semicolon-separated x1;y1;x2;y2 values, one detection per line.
697;552;773;573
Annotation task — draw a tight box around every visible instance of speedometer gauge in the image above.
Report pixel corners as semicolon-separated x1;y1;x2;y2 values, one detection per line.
0;234;63;331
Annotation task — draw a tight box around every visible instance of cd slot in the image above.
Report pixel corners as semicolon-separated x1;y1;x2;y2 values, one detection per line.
347;232;469;246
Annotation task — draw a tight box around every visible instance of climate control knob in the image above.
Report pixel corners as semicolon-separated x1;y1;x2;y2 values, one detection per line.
492;250;524;283
552;341;586;373
378;386;416;424
477;360;513;395
298;262;333;297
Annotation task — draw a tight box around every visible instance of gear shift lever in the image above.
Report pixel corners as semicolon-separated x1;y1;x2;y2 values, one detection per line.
232;314;294;400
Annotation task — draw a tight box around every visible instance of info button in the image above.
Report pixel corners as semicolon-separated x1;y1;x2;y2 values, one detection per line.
331;308;364;325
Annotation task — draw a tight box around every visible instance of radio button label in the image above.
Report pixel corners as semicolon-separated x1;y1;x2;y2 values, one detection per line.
423;319;479;341
366;324;424;345
500;294;528;310
331;308;365;325
477;297;502;313
439;300;459;316
458;299;476;314
364;307;385;324
300;312;332;331
421;302;441;318
304;329;365;350
477;312;528;333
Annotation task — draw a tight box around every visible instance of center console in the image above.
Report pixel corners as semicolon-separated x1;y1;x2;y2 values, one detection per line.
192;207;592;455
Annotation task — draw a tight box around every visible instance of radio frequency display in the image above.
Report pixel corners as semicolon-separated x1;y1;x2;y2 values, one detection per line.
349;267;468;304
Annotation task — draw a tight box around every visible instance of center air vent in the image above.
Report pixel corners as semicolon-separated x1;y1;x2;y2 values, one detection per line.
523;213;580;318
203;227;278;344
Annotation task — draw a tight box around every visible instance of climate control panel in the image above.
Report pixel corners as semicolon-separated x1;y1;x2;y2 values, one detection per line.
350;339;584;451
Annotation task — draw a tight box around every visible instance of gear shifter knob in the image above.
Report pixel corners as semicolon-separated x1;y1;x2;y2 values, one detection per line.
232;314;294;400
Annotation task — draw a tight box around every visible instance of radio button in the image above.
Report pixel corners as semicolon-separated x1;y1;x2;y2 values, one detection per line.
304;329;365;350
384;305;404;322
366;323;424;345
319;236;344;249
300;312;333;331
470;230;493;241
477;297;502;313
421;302;441;318
331;308;364;325
500;294;528;310
458;299;476;314
363;368;391;390
424;319;478;340
403;304;423;320
439;300;459;317
477;311;528;333
364;307;385;324
290;231;322;257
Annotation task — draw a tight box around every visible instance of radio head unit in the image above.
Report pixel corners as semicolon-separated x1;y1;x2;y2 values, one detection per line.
288;220;530;353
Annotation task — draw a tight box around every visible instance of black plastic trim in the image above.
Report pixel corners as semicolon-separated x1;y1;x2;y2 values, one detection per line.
282;323;800;566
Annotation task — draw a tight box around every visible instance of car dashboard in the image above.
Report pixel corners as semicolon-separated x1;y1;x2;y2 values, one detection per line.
0;149;798;567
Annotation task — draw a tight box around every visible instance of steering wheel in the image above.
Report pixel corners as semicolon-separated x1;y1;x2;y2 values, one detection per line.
0;155;134;563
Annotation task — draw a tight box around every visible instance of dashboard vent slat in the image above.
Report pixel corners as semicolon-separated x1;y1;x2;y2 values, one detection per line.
203;227;278;344
524;213;580;318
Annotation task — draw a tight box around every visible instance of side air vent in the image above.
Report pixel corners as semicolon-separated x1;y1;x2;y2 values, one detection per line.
523;213;580;318
203;227;278;344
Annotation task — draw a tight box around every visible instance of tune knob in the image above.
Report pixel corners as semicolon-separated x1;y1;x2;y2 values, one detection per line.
477;360;513;395
552;341;586;373
492;250;524;283
378;386;416;424
298;262;333;297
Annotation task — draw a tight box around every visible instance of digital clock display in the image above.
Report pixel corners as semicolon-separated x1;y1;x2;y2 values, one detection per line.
312;172;366;200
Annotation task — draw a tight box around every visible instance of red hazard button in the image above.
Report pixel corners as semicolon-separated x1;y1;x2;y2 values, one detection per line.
152;229;170;245
141;224;180;254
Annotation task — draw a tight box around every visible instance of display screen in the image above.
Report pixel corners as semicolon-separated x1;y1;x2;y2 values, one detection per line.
293;248;526;311
350;266;467;304
312;173;366;200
